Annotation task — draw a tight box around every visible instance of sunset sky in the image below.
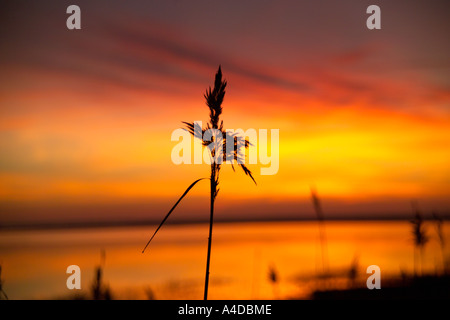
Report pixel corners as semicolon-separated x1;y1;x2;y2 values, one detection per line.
1;0;449;226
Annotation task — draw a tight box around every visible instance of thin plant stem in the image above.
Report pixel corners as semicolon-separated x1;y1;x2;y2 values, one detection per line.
204;165;216;300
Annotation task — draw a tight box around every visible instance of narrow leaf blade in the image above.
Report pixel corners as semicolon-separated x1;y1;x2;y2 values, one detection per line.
142;178;207;253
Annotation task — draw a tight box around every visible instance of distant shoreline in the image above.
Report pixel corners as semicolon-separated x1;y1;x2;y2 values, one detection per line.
1;213;448;231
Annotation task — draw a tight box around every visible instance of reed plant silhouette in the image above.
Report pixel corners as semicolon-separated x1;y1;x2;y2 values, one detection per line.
347;255;359;289
432;211;447;274
0;265;8;300
410;202;428;277
268;264;279;299
310;187;329;276
91;250;112;300
142;66;256;300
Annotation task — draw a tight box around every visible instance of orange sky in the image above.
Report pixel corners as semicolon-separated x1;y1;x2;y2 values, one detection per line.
1;1;449;225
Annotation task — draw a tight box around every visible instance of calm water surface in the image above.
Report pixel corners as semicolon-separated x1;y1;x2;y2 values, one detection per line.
0;221;448;299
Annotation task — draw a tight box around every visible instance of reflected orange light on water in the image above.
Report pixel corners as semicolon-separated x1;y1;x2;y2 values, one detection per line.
1;221;448;299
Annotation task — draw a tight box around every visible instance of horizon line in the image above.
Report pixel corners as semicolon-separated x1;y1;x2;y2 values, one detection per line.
2;212;449;232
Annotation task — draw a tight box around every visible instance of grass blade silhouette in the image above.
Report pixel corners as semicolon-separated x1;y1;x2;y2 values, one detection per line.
142;178;207;253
